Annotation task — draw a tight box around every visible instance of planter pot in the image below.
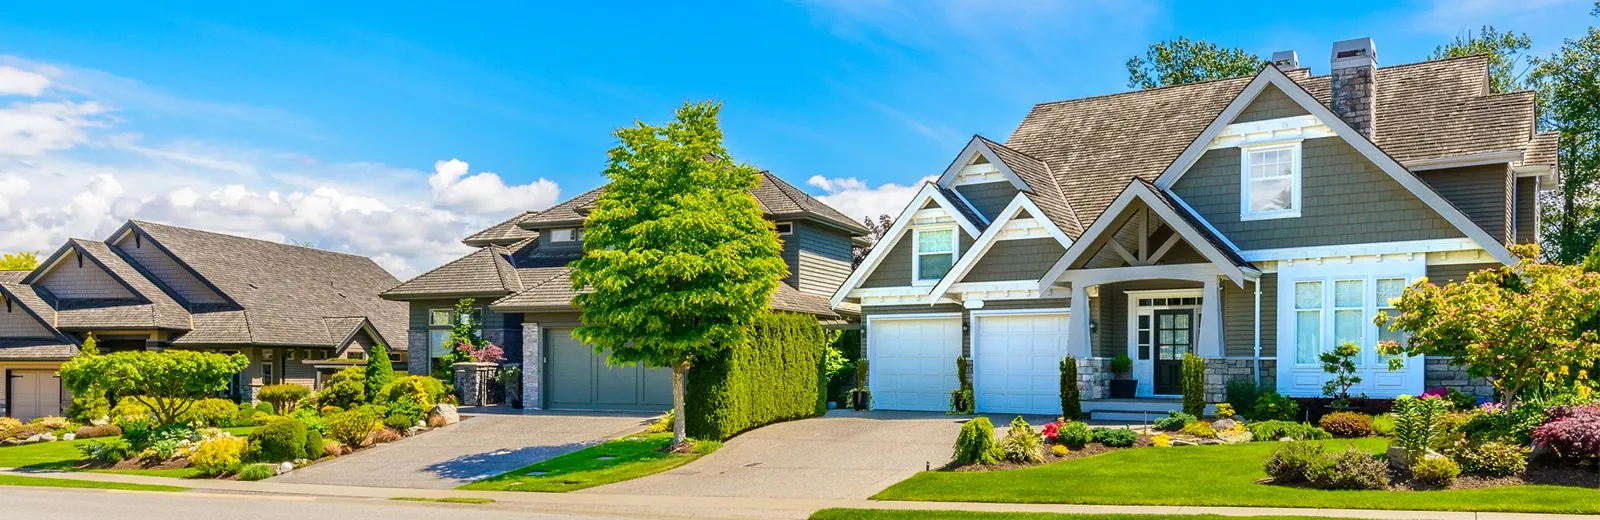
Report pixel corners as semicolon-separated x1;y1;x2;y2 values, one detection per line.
1109;379;1138;399
852;392;870;411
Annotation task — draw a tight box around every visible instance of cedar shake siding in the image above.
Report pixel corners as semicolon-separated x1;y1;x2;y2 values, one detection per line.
1223;274;1277;358
1096;279;1199;358
1234;85;1310;124
1426;263;1501;285
1417;163;1512;244
37;251;136;300
782;220;853;296
113;232;227;305
1515;176;1538;243
953;182;1018;222
0;306;51;338
861;228;976;288
964;239;1067;282
1171;137;1464;251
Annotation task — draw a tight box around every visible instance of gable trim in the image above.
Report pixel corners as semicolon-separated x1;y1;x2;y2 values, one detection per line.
0;284;64;335
830;183;983;309
926;194;1073;300
113;223;238;308
23;242;149;303
1151;65;1514;266
1038;181;1250;290
936;136;1032;192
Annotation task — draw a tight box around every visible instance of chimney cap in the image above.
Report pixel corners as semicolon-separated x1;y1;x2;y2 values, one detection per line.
1270;50;1299;70
1331;37;1377;70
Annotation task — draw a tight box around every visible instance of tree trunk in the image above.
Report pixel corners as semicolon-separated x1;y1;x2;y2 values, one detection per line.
671;361;688;448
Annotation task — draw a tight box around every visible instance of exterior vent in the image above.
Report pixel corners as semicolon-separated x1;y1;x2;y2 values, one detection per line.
1270;50;1299;70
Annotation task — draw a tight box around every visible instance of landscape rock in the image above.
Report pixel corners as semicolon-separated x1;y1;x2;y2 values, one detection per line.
1212;418;1239;431
1218;430;1253;444
276;462;295;475
1172;438;1199;446
39;432;56;442
24;434;42;443
428;404;460;426
0;439;23;447
61;433;75;441
1386;446;1443;470
407;426;426;437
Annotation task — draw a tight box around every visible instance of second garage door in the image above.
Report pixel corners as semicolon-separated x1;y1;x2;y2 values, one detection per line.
544;328;673;411
7;370;63;422
973;312;1070;415
869;316;962;411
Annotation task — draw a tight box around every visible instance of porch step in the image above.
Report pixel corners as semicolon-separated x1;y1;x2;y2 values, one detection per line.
1088;409;1173;423
1082;398;1184;413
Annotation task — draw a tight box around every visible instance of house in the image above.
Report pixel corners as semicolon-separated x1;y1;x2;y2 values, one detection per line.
383;171;868;411
831;39;1559;417
0;220;408;421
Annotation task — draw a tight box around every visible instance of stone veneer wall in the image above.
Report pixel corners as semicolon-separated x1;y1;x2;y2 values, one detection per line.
521;322;542;410
1424;355;1495;398
1076;357;1113;400
1203;359;1277;403
406;330;429;376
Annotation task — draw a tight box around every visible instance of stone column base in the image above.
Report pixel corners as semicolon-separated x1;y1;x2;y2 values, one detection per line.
521;322;542;410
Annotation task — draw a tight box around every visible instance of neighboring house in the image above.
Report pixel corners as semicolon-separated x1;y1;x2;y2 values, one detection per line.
383;171;868;411
832;40;1559;418
0;220;408;421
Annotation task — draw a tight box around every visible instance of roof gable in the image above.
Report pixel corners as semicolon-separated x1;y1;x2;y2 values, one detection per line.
927;194;1073;299
830;183;984;308
1040;180;1254;288
27;243;140;301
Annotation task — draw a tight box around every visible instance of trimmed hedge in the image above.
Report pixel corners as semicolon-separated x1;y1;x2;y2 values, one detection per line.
686;312;826;441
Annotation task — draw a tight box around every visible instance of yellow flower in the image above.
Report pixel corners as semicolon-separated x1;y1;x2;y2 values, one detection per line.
1153;434;1172;448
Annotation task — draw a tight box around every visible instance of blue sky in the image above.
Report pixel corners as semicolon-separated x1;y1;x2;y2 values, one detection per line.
0;0;1592;275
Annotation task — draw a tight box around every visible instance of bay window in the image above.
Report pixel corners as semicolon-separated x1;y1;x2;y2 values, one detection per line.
1293;281;1322;364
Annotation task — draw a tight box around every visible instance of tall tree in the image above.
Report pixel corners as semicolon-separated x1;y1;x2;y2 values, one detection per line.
1126;37;1263;90
365;343;396;399
1430;25;1534;94
58;350;249;425
571;101;787;448
851;214;894;268
0;251;38;270
1529;7;1600;264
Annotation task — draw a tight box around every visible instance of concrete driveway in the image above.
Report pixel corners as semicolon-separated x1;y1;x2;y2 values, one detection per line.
271;411;654;489
582;410;971;500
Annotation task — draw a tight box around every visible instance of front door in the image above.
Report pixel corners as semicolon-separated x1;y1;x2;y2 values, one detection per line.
1152;309;1193;395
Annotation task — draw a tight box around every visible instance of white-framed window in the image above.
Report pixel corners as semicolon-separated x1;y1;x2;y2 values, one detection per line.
1293;280;1323;365
429;309;452;327
260;362;275;386
1333;279;1365;366
1240;142;1301;220
774;222;794;235
551;228;583;242
1376;277;1408;367
912;226;957;283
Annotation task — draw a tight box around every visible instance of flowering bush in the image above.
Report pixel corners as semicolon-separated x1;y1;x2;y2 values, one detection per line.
1056;420;1093;449
1531;405;1600;459
455;340;505;364
1153;433;1171;447
1180;421;1217;438
1040;418;1066;442
189;436;247;476
1051;444;1069;457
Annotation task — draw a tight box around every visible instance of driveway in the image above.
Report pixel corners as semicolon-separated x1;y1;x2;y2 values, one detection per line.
271;411;654;489
582;410;973;499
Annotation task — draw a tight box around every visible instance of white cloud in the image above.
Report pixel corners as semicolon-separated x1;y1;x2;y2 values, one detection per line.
0;66;52;96
0;100;110;156
427;158;560;214
807;174;934;223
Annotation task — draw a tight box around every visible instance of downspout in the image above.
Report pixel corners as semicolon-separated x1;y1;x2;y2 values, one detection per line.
1253;277;1262;387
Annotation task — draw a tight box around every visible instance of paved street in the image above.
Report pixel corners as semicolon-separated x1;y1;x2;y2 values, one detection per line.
272;411;656;489
4;487;652;520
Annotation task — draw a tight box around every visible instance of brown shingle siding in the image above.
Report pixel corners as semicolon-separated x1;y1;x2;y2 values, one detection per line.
954;182;1017;222
1234;85;1309;124
963;239;1065;282
1417;163;1511;243
1223;274;1276;358
1515;176;1538;243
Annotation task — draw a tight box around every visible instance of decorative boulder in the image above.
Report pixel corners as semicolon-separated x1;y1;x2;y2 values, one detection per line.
24;434;42;443
1386;446;1443;470
428;404;460;426
1218;429;1253;444
61;433;76;441
276;462;295;475
1212;418;1239;431
39;432;56;442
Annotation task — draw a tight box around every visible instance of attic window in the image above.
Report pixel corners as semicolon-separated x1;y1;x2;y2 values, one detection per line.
913;227;957;284
551;228;582;242
1240;142;1302;220
774;222;793;235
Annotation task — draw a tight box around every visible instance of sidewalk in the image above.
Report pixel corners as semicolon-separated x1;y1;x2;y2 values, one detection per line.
2;467;1593;520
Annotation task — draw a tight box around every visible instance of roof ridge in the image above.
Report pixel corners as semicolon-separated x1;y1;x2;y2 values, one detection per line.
130;219;373;261
384;245;497;294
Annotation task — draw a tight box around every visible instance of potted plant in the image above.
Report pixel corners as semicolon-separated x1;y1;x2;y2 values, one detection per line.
849;359;872;411
1109;354;1137;399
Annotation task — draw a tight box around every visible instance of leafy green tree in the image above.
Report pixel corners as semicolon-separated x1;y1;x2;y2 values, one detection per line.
58;350;249;425
1126;37;1263;90
64;333;108;423
431;298;478;380
1529;9;1600;265
1376;244;1600;405
364;343;396;400
571;101;787;447
0;251;38;270
1430;25;1534;94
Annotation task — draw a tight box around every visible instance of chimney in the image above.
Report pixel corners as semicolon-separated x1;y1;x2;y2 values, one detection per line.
1270;50;1299;71
1329;37;1378;140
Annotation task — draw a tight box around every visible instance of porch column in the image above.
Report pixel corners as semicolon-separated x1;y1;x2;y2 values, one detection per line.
1197;277;1223;358
1067;283;1091;358
521;321;542;410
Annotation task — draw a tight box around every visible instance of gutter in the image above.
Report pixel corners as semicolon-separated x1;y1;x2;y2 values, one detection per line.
1253;277;1262;387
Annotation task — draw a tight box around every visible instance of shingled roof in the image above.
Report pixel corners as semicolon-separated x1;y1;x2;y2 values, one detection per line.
516;173;870;235
487;266;837;318
462;211;540;247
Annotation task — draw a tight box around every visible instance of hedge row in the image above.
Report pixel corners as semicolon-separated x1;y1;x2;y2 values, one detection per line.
686;312;826;441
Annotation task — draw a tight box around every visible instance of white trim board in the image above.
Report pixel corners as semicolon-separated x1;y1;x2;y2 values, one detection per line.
830;183;984;309
1148;64;1513;267
1038;180;1251;290
926;194;1073;302
936;136;1033;193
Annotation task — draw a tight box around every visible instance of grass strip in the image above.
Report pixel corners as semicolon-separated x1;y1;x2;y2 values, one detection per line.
459;432;720;493
0;473;188;492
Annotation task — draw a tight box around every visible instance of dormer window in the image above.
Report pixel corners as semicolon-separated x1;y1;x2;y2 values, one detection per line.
1241;142;1301;220
551;228;583;242
913;227;957;284
774;222;793;235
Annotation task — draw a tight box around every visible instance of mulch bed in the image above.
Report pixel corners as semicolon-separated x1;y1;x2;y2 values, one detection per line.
77;457;191;472
949;436;1154;472
1264;459;1600;491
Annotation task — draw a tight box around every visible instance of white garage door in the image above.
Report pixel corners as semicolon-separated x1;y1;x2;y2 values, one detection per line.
8;370;63;422
869;316;962;411
974;312;1070;415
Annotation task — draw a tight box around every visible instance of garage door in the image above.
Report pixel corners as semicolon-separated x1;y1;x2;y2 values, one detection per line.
544;328;672;411
973;312;1070;415
8;370;63;422
869;316;962;411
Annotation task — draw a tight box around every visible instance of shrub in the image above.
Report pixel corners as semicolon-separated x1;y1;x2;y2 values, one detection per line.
1319;412;1376;438
385;410;418;432
1372;414;1397;437
237;463;276;481
146;439;181;460
0;417;22;439
78;438;133;463
684;312;826;440
997;417;1044;464
1252;392;1299;421
1411;456;1461;487
1180;421;1217;438
1319;342;1363;403
303;428;325;459
1306;445;1389;490
74;424;122;439
644;410;674;434
1051;444;1069;457
1154;411;1197;432
1092;427;1138;448
1392;395;1450;461
948;357;974;415
373;428;402;444
317;367;366;410
1060;357;1081;420
66;389;109;425
1181;354;1205;417
1225;379;1265;418
1153;433;1172;447
31;416;69;430
322;438;344;457
365;343;397;400
259;384;311;415
1531;404;1600;459
1447;440;1528;476
326;408;381;449
951;417;1000;466
183;398;241;427
1110;354;1133;375
115;416;157;448
1249;420;1331;441
189;436;247;476
254;402;275;416
1264;441;1328;483
247;418;308;462
1057;421;1093;450
1214;403;1236;419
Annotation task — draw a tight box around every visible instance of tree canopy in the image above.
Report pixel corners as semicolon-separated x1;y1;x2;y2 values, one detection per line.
1429;25;1534;94
1126;37;1263;90
58;350;249;425
571;100;787;446
1529;11;1600;265
0;251;38;271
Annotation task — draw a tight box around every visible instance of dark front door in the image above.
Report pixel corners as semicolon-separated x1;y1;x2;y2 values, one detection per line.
1152;309;1194;395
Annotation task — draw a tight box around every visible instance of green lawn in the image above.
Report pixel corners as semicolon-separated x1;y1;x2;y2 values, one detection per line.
812;512;1382;520
391;497;496;504
459;432;721;492
0;473;189;492
0;426;255;479
874;438;1600;514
